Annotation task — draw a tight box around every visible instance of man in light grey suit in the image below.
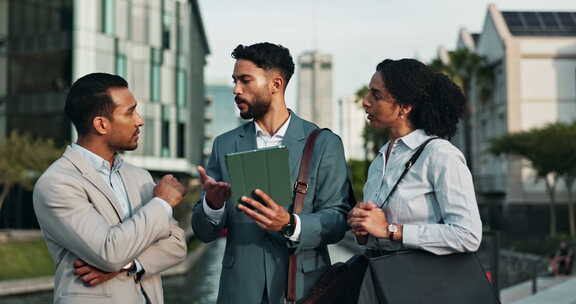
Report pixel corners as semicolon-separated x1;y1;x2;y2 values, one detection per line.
192;43;351;303
33;73;187;304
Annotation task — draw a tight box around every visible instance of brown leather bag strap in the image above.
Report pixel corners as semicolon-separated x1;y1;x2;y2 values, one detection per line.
287;128;328;302
293;128;327;214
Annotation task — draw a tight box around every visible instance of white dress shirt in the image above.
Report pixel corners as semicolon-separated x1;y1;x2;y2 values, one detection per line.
363;129;482;255
202;115;302;241
71;144;172;303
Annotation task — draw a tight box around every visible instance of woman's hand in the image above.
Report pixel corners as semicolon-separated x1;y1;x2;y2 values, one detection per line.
347;201;389;239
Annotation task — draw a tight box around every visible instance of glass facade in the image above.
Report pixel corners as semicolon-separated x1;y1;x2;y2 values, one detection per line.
150;48;162;102
115;53;127;78
143;118;155;156
5;0;73;146
176;69;187;106
101;0;115;35
161;105;170;157
161;0;171;49
177;122;185;158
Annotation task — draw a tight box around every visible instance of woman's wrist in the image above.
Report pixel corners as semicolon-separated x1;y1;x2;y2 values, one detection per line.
387;223;403;241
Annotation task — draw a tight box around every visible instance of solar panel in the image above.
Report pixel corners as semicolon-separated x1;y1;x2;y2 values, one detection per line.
502;11;576;36
503;12;523;27
540;12;559;27
522;12;542;27
557;12;576;27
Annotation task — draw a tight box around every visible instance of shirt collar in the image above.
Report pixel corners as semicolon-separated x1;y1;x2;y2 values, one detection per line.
254;113;292;138
377;129;433;154
70;143;124;174
398;129;434;150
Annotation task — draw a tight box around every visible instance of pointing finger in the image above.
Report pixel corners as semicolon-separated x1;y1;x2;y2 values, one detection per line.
197;166;211;184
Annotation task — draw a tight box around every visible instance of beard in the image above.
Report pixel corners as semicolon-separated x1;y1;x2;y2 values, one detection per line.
237;96;271;120
110;141;138;152
108;132;139;152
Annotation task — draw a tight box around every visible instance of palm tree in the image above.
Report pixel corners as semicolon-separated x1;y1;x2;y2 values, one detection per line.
430;49;493;173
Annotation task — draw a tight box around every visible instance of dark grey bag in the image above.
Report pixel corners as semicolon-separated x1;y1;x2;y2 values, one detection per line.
365;250;500;304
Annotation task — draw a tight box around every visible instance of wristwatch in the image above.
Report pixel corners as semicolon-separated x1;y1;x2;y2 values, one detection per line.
281;214;296;238
387;224;399;241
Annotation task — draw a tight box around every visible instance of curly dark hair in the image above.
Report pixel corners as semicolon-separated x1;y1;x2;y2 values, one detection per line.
64;73;128;136
231;42;295;87
376;58;465;139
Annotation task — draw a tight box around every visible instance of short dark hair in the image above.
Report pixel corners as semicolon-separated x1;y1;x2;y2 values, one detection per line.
64;73;128;136
376;59;466;139
231;42;295;86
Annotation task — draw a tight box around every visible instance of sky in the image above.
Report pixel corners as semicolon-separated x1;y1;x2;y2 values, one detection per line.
197;0;576;108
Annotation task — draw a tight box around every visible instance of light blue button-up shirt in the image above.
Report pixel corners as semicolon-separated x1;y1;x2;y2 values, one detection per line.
363;129;482;255
71;144;172;219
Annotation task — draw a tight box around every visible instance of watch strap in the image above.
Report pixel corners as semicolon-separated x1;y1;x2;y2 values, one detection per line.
282;213;296;237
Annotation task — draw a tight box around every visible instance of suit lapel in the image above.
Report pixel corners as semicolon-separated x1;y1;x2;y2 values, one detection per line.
236;122;257;153
63;147;124;222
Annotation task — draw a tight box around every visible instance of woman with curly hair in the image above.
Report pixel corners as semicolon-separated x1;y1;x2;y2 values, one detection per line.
348;58;482;256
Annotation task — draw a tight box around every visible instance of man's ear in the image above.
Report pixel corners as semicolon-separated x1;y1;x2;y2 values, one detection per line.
93;116;110;135
270;73;285;94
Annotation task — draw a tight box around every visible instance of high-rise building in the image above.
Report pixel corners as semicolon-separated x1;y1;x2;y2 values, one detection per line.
338;96;365;160
297;51;333;129
0;0;209;228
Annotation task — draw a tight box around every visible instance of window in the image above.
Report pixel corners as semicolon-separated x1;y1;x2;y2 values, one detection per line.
126;0;133;40
175;2;182;53
115;53;127;78
177;122;185;158
161;105;170;157
144;118;155;155
176;69;187;106
101;0;115;35
161;0;172;49
150;48;162;102
115;39;127;78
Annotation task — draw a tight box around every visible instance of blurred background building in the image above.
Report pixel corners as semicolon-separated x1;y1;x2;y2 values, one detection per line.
204;84;242;158
441;4;576;235
338;95;364;161
0;0;209;228
296;50;334;129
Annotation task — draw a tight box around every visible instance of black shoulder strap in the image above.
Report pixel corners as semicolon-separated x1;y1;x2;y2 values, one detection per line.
381;137;439;205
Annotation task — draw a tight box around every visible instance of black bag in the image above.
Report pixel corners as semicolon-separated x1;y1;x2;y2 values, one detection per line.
299;254;368;304
362;251;501;304
359;138;501;304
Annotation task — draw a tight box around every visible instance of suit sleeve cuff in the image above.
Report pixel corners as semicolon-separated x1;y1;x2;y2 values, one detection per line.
288;214;301;242
203;195;225;225
152;197;173;218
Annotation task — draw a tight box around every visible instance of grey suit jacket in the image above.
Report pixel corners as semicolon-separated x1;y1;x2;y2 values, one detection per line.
192;113;351;303
33;147;187;304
